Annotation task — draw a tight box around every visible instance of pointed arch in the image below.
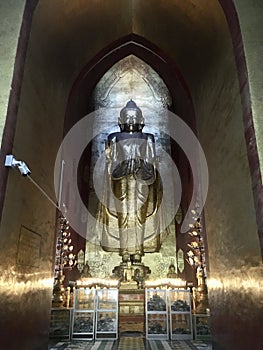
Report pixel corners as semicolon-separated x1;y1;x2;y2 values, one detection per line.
64;34;196;134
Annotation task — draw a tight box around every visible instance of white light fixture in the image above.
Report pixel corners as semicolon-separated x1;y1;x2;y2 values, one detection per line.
5;154;31;176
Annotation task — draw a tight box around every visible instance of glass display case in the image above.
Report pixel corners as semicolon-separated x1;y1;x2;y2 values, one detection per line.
95;288;118;340
72;287;96;340
49;308;72;340
145;288;169;340
168;289;193;340
193;314;211;340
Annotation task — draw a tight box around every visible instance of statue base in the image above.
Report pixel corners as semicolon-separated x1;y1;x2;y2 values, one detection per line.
120;281;138;290
113;259;151;289
119;288;145;334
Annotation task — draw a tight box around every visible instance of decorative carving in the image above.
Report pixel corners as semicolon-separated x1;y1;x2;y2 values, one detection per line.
16;226;41;268
77;249;85;273
93;55;172;109
177;249;185;273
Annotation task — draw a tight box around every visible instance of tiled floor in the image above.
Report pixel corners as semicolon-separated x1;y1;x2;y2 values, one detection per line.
48;337;212;350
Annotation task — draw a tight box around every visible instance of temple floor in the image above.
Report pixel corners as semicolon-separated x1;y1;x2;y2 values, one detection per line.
48;336;212;350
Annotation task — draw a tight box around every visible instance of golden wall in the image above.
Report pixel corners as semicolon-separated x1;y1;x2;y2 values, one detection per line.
0;1;262;349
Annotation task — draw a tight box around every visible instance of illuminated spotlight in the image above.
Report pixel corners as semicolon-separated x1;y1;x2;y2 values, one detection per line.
5;154;31;176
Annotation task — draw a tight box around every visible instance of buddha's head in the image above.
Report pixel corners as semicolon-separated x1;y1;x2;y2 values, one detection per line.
119;100;145;132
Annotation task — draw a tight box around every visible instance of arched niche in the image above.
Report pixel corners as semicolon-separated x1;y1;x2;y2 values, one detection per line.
66;38;196;280
90;54;172;163
77;55;183;279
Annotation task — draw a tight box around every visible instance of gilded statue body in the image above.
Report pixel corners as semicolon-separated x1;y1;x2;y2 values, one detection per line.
81;262;92;278
167;263;177;278
98;101;163;264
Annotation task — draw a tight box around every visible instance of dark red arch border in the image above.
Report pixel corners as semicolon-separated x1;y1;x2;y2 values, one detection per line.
64;33;196;133
219;0;263;255
0;0;38;221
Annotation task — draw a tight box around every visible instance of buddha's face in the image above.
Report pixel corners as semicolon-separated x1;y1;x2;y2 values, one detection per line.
126;109;138;122
119;102;145;132
120;109;144;132
170;265;175;272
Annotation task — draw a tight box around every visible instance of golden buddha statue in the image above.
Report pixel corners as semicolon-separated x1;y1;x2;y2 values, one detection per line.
81;261;92;278
98;100;165;269
167;263;177;278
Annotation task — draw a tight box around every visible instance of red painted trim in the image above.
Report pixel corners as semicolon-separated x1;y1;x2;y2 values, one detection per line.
219;0;263;257
0;0;38;223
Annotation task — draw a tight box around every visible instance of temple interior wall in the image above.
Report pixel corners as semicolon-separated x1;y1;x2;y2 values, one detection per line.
0;0;26;140
0;1;262;349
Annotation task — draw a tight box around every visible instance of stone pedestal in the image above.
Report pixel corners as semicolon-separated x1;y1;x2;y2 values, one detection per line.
119;289;145;334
